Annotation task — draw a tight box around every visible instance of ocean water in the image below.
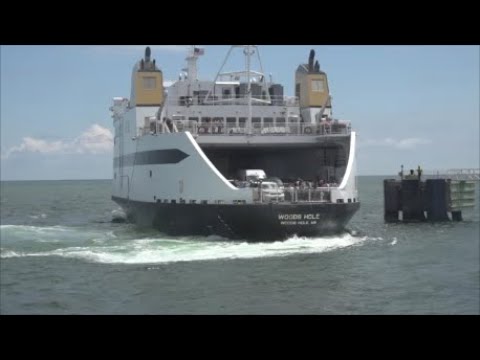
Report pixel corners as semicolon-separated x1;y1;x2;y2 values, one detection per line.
1;177;478;314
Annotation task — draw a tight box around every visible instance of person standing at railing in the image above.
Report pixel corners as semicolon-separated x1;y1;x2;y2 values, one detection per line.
417;165;423;180
217;119;224;134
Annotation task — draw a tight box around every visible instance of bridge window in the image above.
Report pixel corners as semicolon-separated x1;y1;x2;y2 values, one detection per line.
143;77;157;90
264;117;273;127
312;79;324;92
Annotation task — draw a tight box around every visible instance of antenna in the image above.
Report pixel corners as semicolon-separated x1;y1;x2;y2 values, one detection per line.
245;45;253;135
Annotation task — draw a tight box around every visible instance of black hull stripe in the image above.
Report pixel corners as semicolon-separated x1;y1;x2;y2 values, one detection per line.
114;149;189;167
112;196;360;241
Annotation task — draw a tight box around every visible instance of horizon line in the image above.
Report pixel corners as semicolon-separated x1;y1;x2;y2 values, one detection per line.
1;175;397;182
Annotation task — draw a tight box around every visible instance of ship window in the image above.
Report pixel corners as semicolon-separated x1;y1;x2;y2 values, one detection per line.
276;117;286;126
312;79;324;92
226;117;236;124
188;117;199;122
295;83;300;98
252;118;261;130
201;117;212;124
264;117;273;127
239;117;247;128
150;170;152;178
143;76;157;89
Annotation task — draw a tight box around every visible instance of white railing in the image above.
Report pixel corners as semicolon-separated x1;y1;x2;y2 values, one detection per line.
171;120;351;137
165;95;299;107
251;186;333;203
141;118;351;138
424;168;480;181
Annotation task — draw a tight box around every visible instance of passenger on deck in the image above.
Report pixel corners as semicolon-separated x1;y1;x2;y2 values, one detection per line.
417;165;423;180
217;120;224;134
166;119;174;132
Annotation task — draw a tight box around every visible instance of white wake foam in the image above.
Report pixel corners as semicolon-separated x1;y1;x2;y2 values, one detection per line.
0;232;374;264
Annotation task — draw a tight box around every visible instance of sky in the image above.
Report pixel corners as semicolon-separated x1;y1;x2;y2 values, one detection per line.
1;45;479;180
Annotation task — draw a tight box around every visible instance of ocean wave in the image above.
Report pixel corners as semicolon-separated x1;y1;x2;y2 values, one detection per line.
0;224;117;245
28;213;47;220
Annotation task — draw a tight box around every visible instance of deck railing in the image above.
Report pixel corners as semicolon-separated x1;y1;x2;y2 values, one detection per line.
251;186;334;204
164;95;299;107
149;120;351;137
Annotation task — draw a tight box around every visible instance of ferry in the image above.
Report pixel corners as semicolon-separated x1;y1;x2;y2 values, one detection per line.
111;45;360;240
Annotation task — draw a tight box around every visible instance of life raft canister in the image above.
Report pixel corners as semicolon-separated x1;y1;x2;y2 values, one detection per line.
304;126;313;135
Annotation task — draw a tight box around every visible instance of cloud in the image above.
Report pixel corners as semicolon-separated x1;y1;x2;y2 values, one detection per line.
163;80;175;88
2;124;113;159
359;137;432;150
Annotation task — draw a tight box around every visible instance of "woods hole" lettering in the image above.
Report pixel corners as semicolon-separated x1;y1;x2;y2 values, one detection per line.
278;213;320;221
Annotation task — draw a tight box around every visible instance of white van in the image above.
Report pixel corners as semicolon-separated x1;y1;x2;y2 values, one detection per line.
237;169;267;182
